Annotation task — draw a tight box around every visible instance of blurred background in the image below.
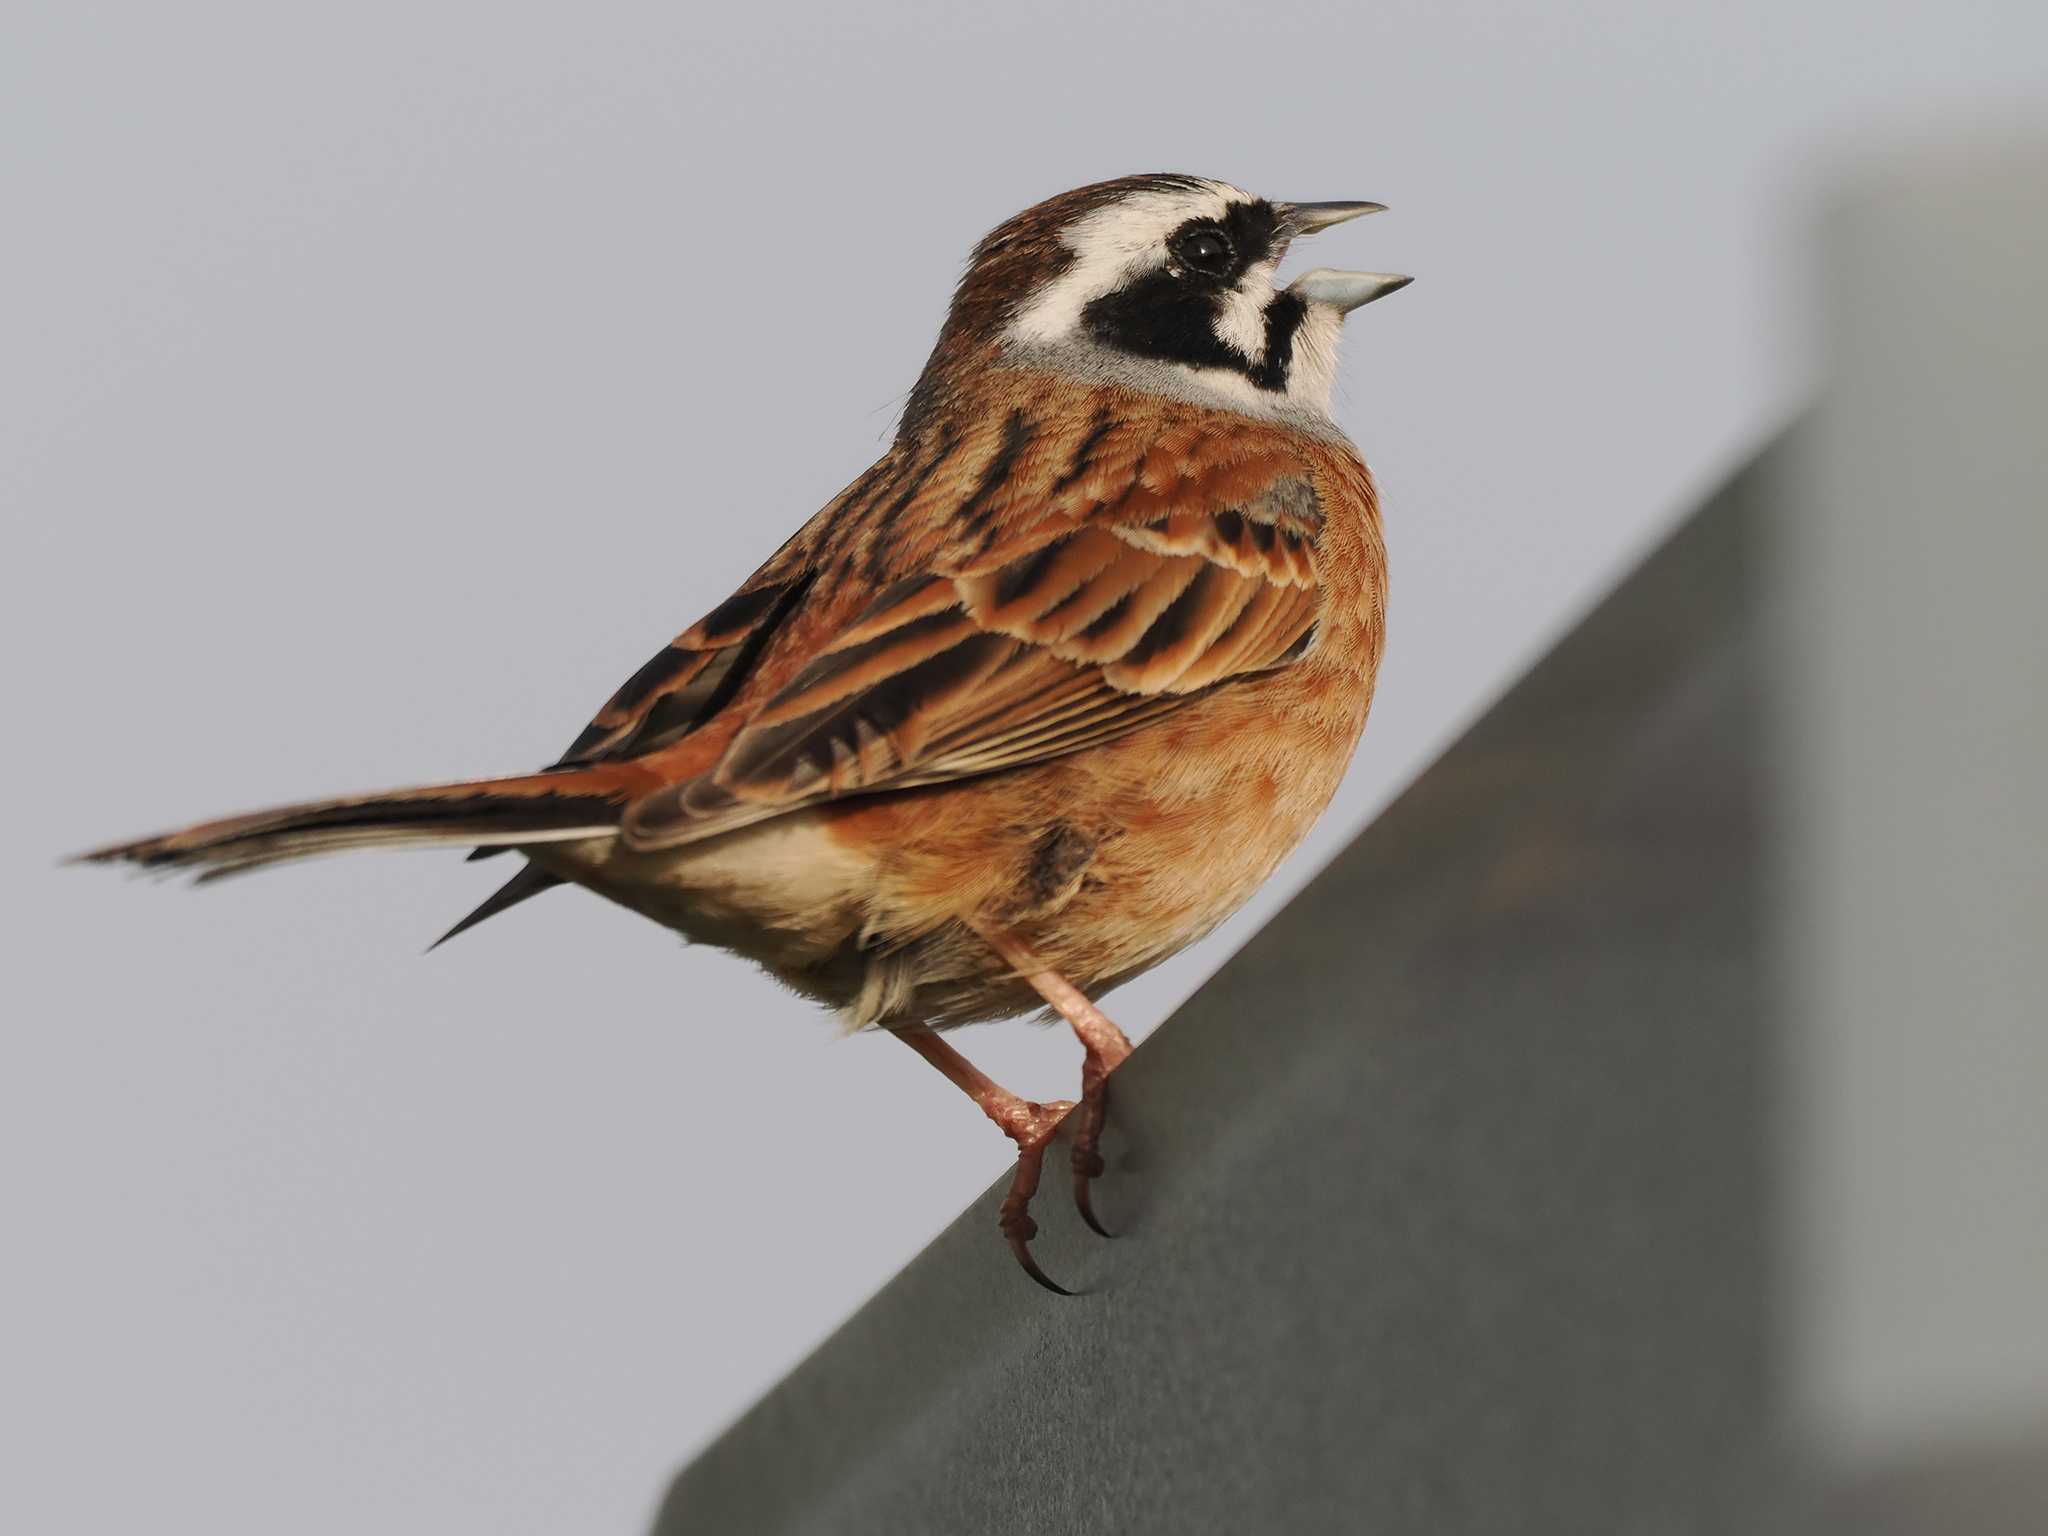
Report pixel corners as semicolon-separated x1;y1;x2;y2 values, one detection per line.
3;3;2043;1532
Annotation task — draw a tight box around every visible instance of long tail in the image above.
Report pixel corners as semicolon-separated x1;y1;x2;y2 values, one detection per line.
71;765;652;883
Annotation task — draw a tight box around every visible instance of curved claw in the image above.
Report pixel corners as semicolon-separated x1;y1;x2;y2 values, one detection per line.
1072;1127;1113;1237
1073;1168;1113;1238
1069;1076;1116;1238
999;1119;1076;1295
1008;1232;1074;1295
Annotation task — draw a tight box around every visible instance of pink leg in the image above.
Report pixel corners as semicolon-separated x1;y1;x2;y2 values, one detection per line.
896;1027;1076;1293
972;925;1134;1236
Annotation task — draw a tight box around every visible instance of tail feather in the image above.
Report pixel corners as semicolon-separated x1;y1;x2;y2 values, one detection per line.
427;862;567;950
72;767;647;880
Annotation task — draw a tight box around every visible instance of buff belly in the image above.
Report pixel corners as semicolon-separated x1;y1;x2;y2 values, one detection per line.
525;675;1362;1032
527;813;879;1011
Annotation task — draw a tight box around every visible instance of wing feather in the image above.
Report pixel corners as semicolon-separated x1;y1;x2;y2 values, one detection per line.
552;573;813;765
614;409;1335;851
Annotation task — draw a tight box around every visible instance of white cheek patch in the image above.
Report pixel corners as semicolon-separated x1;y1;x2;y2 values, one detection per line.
1214;258;1278;363
1006;181;1252;346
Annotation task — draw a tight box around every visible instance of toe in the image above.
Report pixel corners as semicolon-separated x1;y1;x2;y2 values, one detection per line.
1007;1230;1074;1294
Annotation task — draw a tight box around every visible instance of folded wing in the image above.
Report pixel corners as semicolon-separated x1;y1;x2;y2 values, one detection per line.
618;409;1331;850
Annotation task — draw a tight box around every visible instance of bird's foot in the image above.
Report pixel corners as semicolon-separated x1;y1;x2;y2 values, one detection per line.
1070;1035;1131;1236
989;1095;1076;1293
964;923;1136;1241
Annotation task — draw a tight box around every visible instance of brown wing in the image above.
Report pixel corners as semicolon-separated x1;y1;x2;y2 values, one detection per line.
549;575;812;766
618;392;1339;852
544;429;967;769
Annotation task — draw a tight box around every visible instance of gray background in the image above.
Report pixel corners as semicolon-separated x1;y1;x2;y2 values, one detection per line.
1780;146;2048;1478
3;3;2043;1533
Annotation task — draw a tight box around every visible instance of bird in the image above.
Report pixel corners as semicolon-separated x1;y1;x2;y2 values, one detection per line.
75;173;1407;1291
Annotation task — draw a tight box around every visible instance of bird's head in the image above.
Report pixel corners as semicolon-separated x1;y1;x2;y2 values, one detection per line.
906;173;1408;431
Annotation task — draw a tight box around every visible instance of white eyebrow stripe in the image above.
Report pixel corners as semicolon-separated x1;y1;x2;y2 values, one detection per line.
1005;181;1250;346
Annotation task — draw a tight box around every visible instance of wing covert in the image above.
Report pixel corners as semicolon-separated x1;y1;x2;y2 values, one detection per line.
619;432;1332;851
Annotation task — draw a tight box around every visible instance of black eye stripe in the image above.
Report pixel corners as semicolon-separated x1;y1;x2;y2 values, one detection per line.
1163;201;1283;284
1223;199;1283;262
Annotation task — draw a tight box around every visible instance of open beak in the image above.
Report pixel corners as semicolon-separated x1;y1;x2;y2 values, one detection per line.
1288;268;1413;313
1277;201;1411;314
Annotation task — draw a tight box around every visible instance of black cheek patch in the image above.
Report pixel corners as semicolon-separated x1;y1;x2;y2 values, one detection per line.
1083;274;1248;375
1084;279;1305;395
